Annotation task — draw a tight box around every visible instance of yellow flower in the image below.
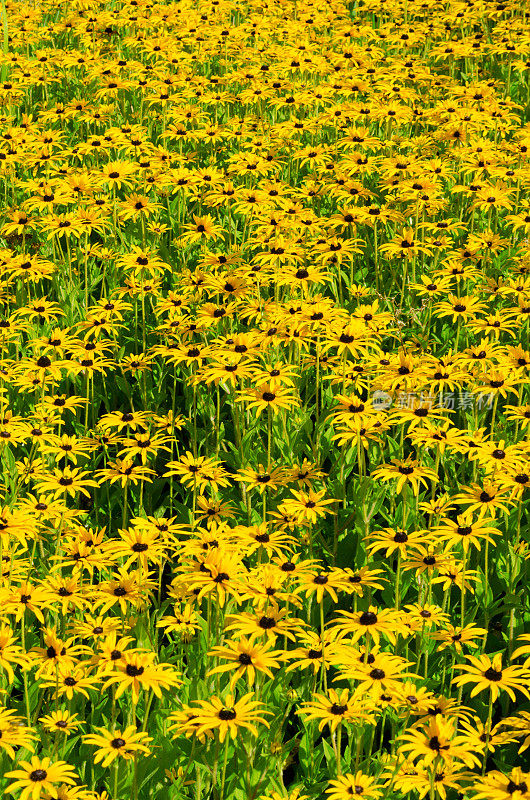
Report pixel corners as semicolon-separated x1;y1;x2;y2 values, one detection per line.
207;636;284;687
326;773;383;800
5;758;78;800
82;726;152;767
187;692;271;742
298;688;369;733
237;383;299;417
452;653;530;702
101;652;181;704
280;489;336;524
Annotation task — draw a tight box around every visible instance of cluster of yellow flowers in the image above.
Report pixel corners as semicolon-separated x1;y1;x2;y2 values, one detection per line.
0;0;530;797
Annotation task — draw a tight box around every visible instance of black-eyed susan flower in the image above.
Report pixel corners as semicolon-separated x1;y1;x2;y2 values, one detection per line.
430;624;488;654
237;465;288;495
207;636;284;687
156;605;200;643
435;513;499;552
185;550;247;607
237;383;299;417
365;527;428;558
35;467;98;499
340;652;417;698
470;768;530;800
82;726;152;767
285;630;343;675
326;773;383;800
225;602;305;642
280;489;336;524
179;215;224;245
398;717;481;768
452;653;530;702
371;459;438;495
5;758;78;800
95;459;156;488
104;525;169;570
453;481;514;517
332;606;406;645
187;693;271;742
298;688;367;733
101;651;181;704
39;711;81;737
294;569;349;603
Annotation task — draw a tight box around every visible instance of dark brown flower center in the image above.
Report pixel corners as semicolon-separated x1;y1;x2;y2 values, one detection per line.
30;770;48;782
111;738;126;748
258;616;276;629
484;667;502;681
125;664;144;677
359;611;378;625
369;668;385;680
218;708;237;720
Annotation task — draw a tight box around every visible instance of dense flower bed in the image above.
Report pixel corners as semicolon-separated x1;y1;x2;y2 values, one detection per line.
0;0;530;797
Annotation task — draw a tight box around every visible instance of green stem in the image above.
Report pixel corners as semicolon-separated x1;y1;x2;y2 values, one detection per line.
220;736;230;800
